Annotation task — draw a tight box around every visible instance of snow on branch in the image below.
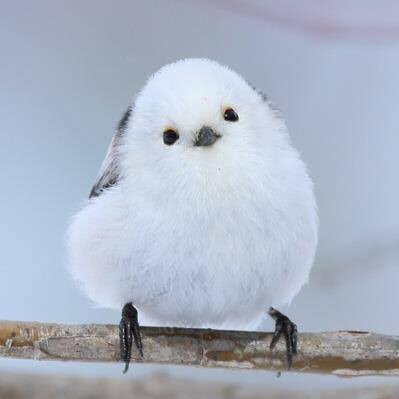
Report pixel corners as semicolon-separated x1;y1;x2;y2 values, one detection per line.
1;321;399;377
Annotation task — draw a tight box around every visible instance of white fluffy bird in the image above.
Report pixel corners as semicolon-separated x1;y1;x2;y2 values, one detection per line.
68;58;318;372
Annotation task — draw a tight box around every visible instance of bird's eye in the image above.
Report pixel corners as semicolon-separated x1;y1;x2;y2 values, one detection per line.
223;108;239;122
163;129;179;145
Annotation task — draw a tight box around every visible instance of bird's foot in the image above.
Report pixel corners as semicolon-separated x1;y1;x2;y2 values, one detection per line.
119;302;143;373
268;307;298;369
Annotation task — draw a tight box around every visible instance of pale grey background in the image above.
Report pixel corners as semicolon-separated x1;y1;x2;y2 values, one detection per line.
1;0;398;390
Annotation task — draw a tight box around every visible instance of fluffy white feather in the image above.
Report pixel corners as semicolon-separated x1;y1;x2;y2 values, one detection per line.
67;59;318;330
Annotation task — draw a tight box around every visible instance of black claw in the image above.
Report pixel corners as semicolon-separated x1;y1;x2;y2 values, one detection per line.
132;321;144;358
291;324;298;355
268;307;298;370
119;319;131;370
119;303;143;373
270;320;283;350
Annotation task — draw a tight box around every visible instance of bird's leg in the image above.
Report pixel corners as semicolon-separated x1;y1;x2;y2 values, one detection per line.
268;307;298;369
119;302;143;373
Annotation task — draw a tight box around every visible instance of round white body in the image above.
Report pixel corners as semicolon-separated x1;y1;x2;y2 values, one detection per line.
67;59;318;330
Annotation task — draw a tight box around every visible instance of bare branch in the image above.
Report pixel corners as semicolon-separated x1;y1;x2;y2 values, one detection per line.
1;320;399;376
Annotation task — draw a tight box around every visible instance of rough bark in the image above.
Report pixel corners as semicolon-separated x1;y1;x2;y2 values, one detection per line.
1;320;399;376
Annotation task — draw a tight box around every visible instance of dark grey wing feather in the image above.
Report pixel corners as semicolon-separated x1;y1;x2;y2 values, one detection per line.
248;83;284;119
89;106;132;199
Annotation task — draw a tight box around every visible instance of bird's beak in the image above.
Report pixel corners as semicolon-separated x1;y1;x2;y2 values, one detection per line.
194;126;221;147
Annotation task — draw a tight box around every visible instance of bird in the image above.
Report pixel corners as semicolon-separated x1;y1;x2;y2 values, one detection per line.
67;58;318;373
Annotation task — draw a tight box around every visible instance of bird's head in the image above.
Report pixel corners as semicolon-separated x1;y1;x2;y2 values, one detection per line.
121;59;289;194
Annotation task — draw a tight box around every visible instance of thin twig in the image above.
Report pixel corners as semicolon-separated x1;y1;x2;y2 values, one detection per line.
1;321;399;376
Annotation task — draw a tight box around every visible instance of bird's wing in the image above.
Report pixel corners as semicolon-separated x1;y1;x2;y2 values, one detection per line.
250;85;283;118
89;106;132;199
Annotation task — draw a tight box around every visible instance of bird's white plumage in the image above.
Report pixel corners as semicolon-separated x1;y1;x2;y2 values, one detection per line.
68;59;318;330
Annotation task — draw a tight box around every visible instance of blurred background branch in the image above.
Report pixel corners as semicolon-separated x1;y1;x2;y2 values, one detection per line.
1;321;399;377
1;372;399;399
312;235;399;288
196;0;399;39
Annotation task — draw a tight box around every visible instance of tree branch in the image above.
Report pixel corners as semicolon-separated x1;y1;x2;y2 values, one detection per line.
1;321;399;376
2;372;399;399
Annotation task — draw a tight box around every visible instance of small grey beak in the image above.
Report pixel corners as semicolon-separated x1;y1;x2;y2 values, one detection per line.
194;126;221;147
